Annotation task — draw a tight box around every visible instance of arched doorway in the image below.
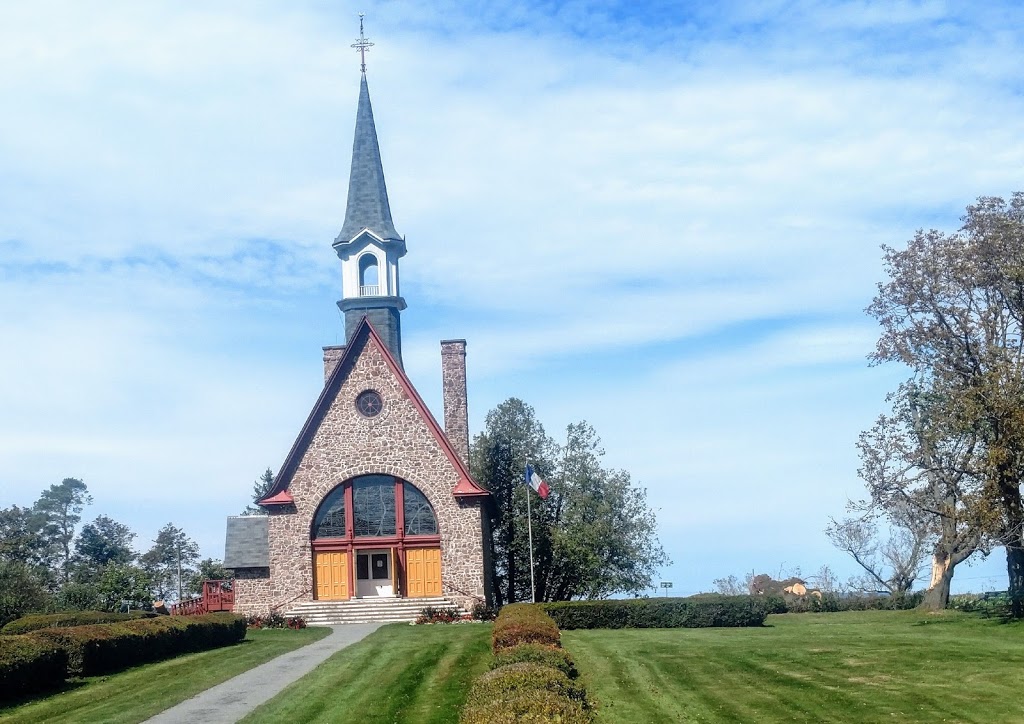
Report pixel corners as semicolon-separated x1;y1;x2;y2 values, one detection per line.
311;475;441;600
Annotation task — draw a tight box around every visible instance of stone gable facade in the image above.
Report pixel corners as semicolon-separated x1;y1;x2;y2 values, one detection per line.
232;326;488;614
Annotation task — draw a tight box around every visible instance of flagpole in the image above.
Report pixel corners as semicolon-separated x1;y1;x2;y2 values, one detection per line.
526;472;536;604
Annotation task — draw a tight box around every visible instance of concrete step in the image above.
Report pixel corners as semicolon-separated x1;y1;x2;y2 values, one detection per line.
284;596;466;624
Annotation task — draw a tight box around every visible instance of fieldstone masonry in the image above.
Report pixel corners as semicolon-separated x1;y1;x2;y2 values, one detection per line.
440;339;470;467
233;329;487;614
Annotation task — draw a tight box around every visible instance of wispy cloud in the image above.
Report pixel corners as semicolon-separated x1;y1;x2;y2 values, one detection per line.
1;0;1020;591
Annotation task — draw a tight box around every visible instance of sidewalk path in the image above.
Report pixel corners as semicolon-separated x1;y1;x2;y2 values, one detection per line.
145;623;382;724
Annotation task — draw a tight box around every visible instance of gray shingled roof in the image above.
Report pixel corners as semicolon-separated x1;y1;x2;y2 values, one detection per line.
335;74;401;244
224;516;269;569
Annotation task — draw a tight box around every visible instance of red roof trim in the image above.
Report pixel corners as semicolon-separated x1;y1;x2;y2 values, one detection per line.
258;490;294;505
263;317;489;502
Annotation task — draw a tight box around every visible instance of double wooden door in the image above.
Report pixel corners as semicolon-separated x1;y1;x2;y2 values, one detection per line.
314;551;349;600
405;547;442;598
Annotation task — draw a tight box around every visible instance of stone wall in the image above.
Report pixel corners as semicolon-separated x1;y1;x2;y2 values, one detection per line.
241;332;487;613
440;339;470;468
231;567;271;615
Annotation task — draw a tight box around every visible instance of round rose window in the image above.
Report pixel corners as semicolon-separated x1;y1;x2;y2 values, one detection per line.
355;390;383;417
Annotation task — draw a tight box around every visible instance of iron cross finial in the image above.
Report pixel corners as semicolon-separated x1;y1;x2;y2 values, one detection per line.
351;13;374;74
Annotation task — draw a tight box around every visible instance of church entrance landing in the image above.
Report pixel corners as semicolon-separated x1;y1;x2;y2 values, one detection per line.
311;475;442;601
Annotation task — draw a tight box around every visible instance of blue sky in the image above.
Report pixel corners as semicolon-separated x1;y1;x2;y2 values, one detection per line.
2;0;1022;595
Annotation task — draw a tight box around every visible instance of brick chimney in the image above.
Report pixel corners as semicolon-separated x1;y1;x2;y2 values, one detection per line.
440;339;470;466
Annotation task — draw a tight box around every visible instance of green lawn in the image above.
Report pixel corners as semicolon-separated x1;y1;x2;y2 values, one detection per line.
562;609;1024;723
0;627;329;724
241;623;492;724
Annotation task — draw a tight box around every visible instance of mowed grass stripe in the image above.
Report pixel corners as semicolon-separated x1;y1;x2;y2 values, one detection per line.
563;610;1024;724
241;623;492;724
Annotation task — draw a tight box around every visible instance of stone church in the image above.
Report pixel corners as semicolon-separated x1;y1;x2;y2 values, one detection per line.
224;52;491;616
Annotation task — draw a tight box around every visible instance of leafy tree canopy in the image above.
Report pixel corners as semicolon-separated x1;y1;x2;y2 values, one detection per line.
471;399;668;605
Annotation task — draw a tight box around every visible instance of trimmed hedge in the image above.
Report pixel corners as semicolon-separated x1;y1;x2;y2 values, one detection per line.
28;612;246;677
2;610;155;635
0;634;68;702
467;662;588;707
491;603;561;650
542;596;768;629
491;643;579;680
461;689;593;724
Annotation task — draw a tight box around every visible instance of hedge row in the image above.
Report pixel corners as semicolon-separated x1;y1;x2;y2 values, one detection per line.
463;604;593;724
541;596;768;629
2;610;155;635
0;613;246;701
0;635;68;701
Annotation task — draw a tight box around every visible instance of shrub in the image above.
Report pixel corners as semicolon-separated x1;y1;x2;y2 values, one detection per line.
491;643;579;679
2;610;154;635
466;662;588;708
492;604;560;650
461;689;593;724
541;596;768;630
416;606;463;624
471;602;497;621
0;634;68;702
29;612;245;677
246;611;291;629
287;616;307;630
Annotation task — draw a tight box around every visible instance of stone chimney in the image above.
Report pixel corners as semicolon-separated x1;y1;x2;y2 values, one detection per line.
440;339;470;466
323;345;346;384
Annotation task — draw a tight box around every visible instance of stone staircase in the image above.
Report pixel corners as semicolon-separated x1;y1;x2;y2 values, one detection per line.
284;596;465;625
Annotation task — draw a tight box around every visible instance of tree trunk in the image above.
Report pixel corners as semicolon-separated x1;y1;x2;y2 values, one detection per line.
1006;545;1024;618
921;551;954;611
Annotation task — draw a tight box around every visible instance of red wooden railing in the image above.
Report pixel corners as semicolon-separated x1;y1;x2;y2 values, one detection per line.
170;580;235;616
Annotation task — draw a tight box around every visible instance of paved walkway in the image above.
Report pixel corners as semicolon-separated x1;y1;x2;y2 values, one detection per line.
145;623;382;724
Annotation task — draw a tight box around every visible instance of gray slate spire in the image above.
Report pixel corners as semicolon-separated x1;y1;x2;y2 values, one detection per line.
335;74;401;243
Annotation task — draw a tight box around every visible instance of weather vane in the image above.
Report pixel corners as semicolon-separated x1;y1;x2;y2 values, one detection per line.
351;13;374;74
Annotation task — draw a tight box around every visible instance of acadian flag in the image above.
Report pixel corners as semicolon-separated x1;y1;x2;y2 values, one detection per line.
524;463;550;499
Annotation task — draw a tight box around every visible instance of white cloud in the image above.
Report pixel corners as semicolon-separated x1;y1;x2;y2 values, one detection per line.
1;0;1022;592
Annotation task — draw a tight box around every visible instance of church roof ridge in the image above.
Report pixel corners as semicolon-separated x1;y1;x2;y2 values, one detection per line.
334;73;402;245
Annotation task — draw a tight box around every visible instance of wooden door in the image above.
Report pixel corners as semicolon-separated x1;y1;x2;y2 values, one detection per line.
315;551;349;600
406;547;442;598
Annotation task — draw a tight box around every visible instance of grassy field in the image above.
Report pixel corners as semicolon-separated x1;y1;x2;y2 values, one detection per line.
0;627;328;724
562;609;1024;723
241;623;492;724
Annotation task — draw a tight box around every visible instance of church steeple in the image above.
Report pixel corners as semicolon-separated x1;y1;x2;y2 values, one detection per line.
333;17;407;368
335;74;401;244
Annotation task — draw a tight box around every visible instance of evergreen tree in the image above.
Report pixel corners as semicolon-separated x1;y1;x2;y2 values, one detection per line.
73;515;137;582
33;478;92;585
141;524;199;602
240;468;275;515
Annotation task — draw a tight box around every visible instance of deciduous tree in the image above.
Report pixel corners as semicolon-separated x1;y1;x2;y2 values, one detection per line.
73;515;137;582
471;401;667;604
867;196;1024;613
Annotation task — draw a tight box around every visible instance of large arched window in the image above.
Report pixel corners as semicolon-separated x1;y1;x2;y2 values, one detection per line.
311;476;438;541
353;475;396;536
358;254;379;296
